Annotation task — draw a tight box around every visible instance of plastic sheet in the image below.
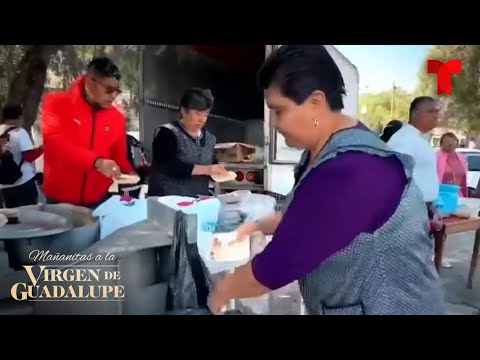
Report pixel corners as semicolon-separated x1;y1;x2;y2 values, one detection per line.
93;196;148;239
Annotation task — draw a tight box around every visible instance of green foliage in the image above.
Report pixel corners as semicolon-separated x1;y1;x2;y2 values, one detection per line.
359;86;414;130
415;45;458;97
49;45;140;96
0;45;140;127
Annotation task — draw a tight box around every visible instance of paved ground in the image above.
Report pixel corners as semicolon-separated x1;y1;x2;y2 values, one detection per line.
0;231;480;315
439;231;480;314
239;232;480;315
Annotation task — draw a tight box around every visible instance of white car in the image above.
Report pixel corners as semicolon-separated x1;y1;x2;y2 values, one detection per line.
456;148;480;191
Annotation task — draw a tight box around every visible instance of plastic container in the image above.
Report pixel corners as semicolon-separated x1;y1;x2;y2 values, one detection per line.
436;184;460;215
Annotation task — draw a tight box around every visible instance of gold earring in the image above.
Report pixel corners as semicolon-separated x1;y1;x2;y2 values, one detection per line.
314;117;318;127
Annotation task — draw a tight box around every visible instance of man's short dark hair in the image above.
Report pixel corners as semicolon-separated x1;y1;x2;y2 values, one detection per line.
87;57;121;81
257;45;346;111
2;103;22;122
409;96;435;121
180;88;214;111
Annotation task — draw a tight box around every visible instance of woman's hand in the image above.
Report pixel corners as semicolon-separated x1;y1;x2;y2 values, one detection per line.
192;164;228;177
208;262;271;314
208;287;229;315
235;212;283;242
209;164;228;176
235;221;260;242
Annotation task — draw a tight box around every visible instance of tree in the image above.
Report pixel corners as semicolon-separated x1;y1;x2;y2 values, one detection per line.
359;87;414;131
7;45;63;131
415;45;458;97
0;46;26;108
448;45;480;130
0;45;141;135
415;45;480;130
46;45;141;130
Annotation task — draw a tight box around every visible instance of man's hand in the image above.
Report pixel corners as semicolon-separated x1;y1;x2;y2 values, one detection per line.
94;158;121;179
0;138;10;155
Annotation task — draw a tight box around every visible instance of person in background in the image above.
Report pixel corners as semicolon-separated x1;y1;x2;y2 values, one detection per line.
116;133;150;198
468;137;477;149
388;97;440;208
380;120;403;143
41;57;135;209
436;132;468;197
208;45;446;315
126;133;150;181
387;97;451;268
148;88;227;197
0;104;43;208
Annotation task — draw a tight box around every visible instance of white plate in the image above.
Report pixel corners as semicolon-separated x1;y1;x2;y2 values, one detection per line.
109;174;141;192
114;174;140;185
211;171;237;183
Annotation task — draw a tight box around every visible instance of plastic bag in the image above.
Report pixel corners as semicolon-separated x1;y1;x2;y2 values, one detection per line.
217;192;277;232
166;211;213;312
158;196;221;263
242;193;277;222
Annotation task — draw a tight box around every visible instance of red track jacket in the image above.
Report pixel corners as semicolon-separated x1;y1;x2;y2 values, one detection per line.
41;75;133;206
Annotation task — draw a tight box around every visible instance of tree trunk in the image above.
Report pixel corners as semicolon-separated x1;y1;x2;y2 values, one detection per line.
7;45;63;132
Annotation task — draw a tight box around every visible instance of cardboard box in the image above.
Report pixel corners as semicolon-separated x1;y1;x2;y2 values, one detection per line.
215;142;257;163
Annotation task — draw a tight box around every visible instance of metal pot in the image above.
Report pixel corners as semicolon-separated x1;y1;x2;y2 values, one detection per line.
1;204;100;270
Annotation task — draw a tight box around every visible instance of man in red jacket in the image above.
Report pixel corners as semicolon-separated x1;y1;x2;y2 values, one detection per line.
41;57;135;209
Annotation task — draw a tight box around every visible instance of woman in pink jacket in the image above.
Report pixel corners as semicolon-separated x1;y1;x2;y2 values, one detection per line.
436;132;468;197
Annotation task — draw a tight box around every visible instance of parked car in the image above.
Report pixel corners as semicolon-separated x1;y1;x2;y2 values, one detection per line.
456;148;480;192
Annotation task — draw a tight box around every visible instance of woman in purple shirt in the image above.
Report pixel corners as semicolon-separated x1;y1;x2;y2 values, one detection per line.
207;46;445;315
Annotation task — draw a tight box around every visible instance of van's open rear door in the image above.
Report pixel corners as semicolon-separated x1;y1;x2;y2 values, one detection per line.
263;45;304;196
264;45;359;197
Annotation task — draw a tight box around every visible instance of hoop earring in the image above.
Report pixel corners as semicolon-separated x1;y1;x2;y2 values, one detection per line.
314;117;318;127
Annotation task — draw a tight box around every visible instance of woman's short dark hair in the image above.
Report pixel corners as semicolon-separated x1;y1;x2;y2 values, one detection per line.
2;103;22;122
440;132;458;145
180;88;214;111
257;45;346;111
